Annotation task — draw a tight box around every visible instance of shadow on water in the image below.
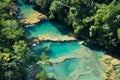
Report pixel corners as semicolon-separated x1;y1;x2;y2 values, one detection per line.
24;24;41;38
50;20;73;35
29;41;52;56
17;0;23;7
107;51;120;60
25;37;38;44
25;30;32;37
84;43;104;52
18;0;32;7
85;42;120;60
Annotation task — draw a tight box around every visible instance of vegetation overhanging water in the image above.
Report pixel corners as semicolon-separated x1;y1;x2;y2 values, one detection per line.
0;0;120;80
18;0;120;80
21;1;106;79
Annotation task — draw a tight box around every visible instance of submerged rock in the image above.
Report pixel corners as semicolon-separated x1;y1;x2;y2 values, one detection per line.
45;46;105;80
111;59;120;66
100;55;120;80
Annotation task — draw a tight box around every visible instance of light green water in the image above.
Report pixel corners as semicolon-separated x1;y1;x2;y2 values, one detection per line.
25;20;71;39
18;0;37;18
31;41;105;80
20;1;106;80
30;41;80;58
25;11;105;80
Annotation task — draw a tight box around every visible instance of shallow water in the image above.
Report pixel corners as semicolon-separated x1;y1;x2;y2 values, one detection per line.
24;19;106;80
25;20;71;39
18;0;37;18
21;1;106;80
31;41;80;58
26;21;105;80
31;41;105;80
50;46;104;80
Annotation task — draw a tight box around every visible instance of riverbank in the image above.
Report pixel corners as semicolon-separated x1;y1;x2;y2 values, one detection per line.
21;12;47;24
38;35;76;42
28;35;76;46
100;55;120;80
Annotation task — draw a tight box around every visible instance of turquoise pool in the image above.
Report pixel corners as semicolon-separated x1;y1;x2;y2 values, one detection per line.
18;0;37;18
31;41;105;80
25;20;71;39
30;41;80;58
20;1;106;80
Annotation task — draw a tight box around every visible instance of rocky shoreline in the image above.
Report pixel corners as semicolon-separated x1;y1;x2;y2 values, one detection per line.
28;35;77;46
38;36;76;42
21;12;47;24
100;55;120;80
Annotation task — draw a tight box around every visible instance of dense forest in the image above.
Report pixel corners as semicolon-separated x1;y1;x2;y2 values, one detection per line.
0;0;34;79
23;0;120;53
0;0;120;80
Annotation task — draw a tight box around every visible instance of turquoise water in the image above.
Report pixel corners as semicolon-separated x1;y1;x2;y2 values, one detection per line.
51;46;104;80
18;0;37;18
25;20;71;39
31;41;80;58
45;59;80;79
31;40;105;80
20;1;105;80
27;21;105;80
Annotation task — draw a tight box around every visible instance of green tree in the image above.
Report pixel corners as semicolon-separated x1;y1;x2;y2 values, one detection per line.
117;28;120;40
49;1;64;19
36;69;48;80
0;52;27;80
13;40;28;55
1;20;24;40
0;0;29;80
40;53;49;61
30;0;53;13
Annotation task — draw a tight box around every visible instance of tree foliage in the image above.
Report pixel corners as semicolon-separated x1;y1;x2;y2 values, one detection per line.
0;0;30;80
36;69;48;80
1;0;120;79
28;0;120;52
1;20;24;39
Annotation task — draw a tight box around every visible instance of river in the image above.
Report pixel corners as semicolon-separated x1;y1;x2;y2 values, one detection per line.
19;1;107;80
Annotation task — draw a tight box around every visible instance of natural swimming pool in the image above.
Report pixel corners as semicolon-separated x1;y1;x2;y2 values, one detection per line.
25;20;105;80
19;1;106;80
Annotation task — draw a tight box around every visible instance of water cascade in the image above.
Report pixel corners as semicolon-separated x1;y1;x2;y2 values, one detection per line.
19;1;107;80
